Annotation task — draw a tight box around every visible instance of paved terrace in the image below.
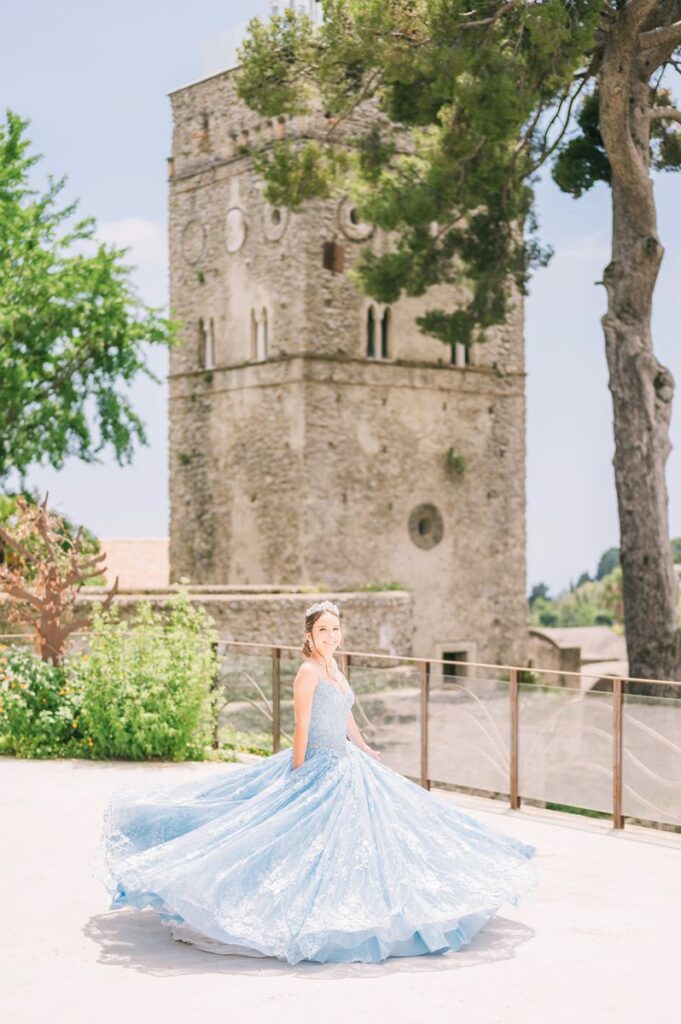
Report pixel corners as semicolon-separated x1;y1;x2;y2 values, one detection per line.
2;756;679;1024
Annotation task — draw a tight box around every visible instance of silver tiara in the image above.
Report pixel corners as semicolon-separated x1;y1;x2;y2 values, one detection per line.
305;600;340;618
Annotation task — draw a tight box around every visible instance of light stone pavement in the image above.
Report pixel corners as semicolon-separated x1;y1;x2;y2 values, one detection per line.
2;756;679;1024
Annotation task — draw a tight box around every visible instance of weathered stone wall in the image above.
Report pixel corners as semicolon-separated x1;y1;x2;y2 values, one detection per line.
75;588;414;658
167;69;528;665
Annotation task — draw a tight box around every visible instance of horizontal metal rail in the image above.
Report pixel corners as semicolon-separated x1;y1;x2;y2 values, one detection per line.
3;633;680;833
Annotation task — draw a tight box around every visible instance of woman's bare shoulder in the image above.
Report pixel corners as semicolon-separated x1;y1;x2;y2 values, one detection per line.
294;660;320;687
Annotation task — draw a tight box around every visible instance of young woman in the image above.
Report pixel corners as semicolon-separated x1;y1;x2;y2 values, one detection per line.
93;600;538;964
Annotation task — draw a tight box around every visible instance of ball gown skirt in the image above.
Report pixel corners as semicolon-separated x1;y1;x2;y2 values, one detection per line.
92;667;538;965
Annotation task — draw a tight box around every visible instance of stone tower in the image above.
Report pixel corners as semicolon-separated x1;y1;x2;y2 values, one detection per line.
167;58;528;663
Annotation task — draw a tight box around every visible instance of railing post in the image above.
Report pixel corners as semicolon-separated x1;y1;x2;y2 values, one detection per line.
509;667;520;809
272;646;281;754
420;660;430;790
340;651;351;679
613;677;624;829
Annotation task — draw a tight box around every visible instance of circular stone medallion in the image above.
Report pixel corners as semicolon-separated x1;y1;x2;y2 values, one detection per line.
262;203;289;242
181;220;206;264
225;207;247;253
408;503;444;550
338;196;374;241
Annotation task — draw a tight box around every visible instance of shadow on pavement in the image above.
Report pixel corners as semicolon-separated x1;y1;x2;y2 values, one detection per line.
83;908;535;979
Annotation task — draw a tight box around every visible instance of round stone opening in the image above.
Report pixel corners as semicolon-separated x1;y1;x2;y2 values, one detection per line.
408;503;444;550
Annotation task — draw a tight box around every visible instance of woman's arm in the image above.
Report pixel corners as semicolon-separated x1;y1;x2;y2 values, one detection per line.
292;664;318;769
346;709;382;761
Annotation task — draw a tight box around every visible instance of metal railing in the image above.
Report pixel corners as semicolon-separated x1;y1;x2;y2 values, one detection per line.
2;631;680;833
217;640;681;834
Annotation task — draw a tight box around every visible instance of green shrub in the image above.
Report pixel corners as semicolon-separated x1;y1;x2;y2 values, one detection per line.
0;647;91;758
80;587;218;760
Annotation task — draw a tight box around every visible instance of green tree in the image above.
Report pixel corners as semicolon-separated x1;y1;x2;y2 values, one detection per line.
596;546;620;580
237;1;681;684
529;582;551;607
0;111;180;480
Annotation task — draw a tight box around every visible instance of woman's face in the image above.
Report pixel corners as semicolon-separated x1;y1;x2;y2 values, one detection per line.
309;612;342;655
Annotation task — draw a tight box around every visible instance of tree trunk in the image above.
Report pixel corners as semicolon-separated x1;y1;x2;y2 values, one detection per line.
598;13;681;692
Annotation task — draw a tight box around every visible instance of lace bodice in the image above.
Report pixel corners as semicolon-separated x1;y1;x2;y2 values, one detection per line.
303;661;355;759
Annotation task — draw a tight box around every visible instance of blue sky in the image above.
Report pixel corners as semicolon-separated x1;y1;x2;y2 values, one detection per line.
2;1;680;595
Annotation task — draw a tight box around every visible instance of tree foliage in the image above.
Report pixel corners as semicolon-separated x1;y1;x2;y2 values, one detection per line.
553;84;681;197
238;2;681;683
236;1;604;349
237;3;681;351
0;110;180;480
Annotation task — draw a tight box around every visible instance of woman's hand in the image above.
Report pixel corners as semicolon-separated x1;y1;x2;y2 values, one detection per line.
362;746;382;762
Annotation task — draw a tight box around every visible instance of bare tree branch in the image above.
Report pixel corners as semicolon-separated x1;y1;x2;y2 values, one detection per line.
650;104;681;123
0;578;46;611
640;19;681;51
459;0;523;30
526;75;591;176
0;524;39;567
0;495;117;663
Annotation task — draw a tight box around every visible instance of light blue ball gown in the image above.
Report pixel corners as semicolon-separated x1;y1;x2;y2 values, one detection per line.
92;661;538;964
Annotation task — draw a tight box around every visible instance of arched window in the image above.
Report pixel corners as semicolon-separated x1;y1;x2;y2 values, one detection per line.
380;308;390;359
451;342;471;367
251;308;269;362
366;306;376;358
198;318;216;370
198;318;208;369
251;309;258;360
206;319;215;372
259;307;268;360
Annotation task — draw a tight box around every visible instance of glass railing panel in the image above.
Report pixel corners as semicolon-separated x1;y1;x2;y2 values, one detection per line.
519;677;613;815
622;689;681;827
427;663;510;795
345;657;422;778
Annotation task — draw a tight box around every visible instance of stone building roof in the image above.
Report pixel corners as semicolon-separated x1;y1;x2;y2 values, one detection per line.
529;625;626;664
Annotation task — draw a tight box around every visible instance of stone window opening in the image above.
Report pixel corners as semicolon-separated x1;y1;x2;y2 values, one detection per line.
251;308;269;362
380;307;390;358
437;644;476;681
407;502;444;550
450;342;472;367
206;318;216;370
366;306;375;358
365;304;391;359
260;307;268;360
198;317;215;370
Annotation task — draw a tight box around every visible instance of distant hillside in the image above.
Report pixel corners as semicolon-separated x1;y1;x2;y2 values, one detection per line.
528;541;681;630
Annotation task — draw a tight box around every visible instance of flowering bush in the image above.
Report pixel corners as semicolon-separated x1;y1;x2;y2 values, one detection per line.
0;646;93;758
80;587;218;760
